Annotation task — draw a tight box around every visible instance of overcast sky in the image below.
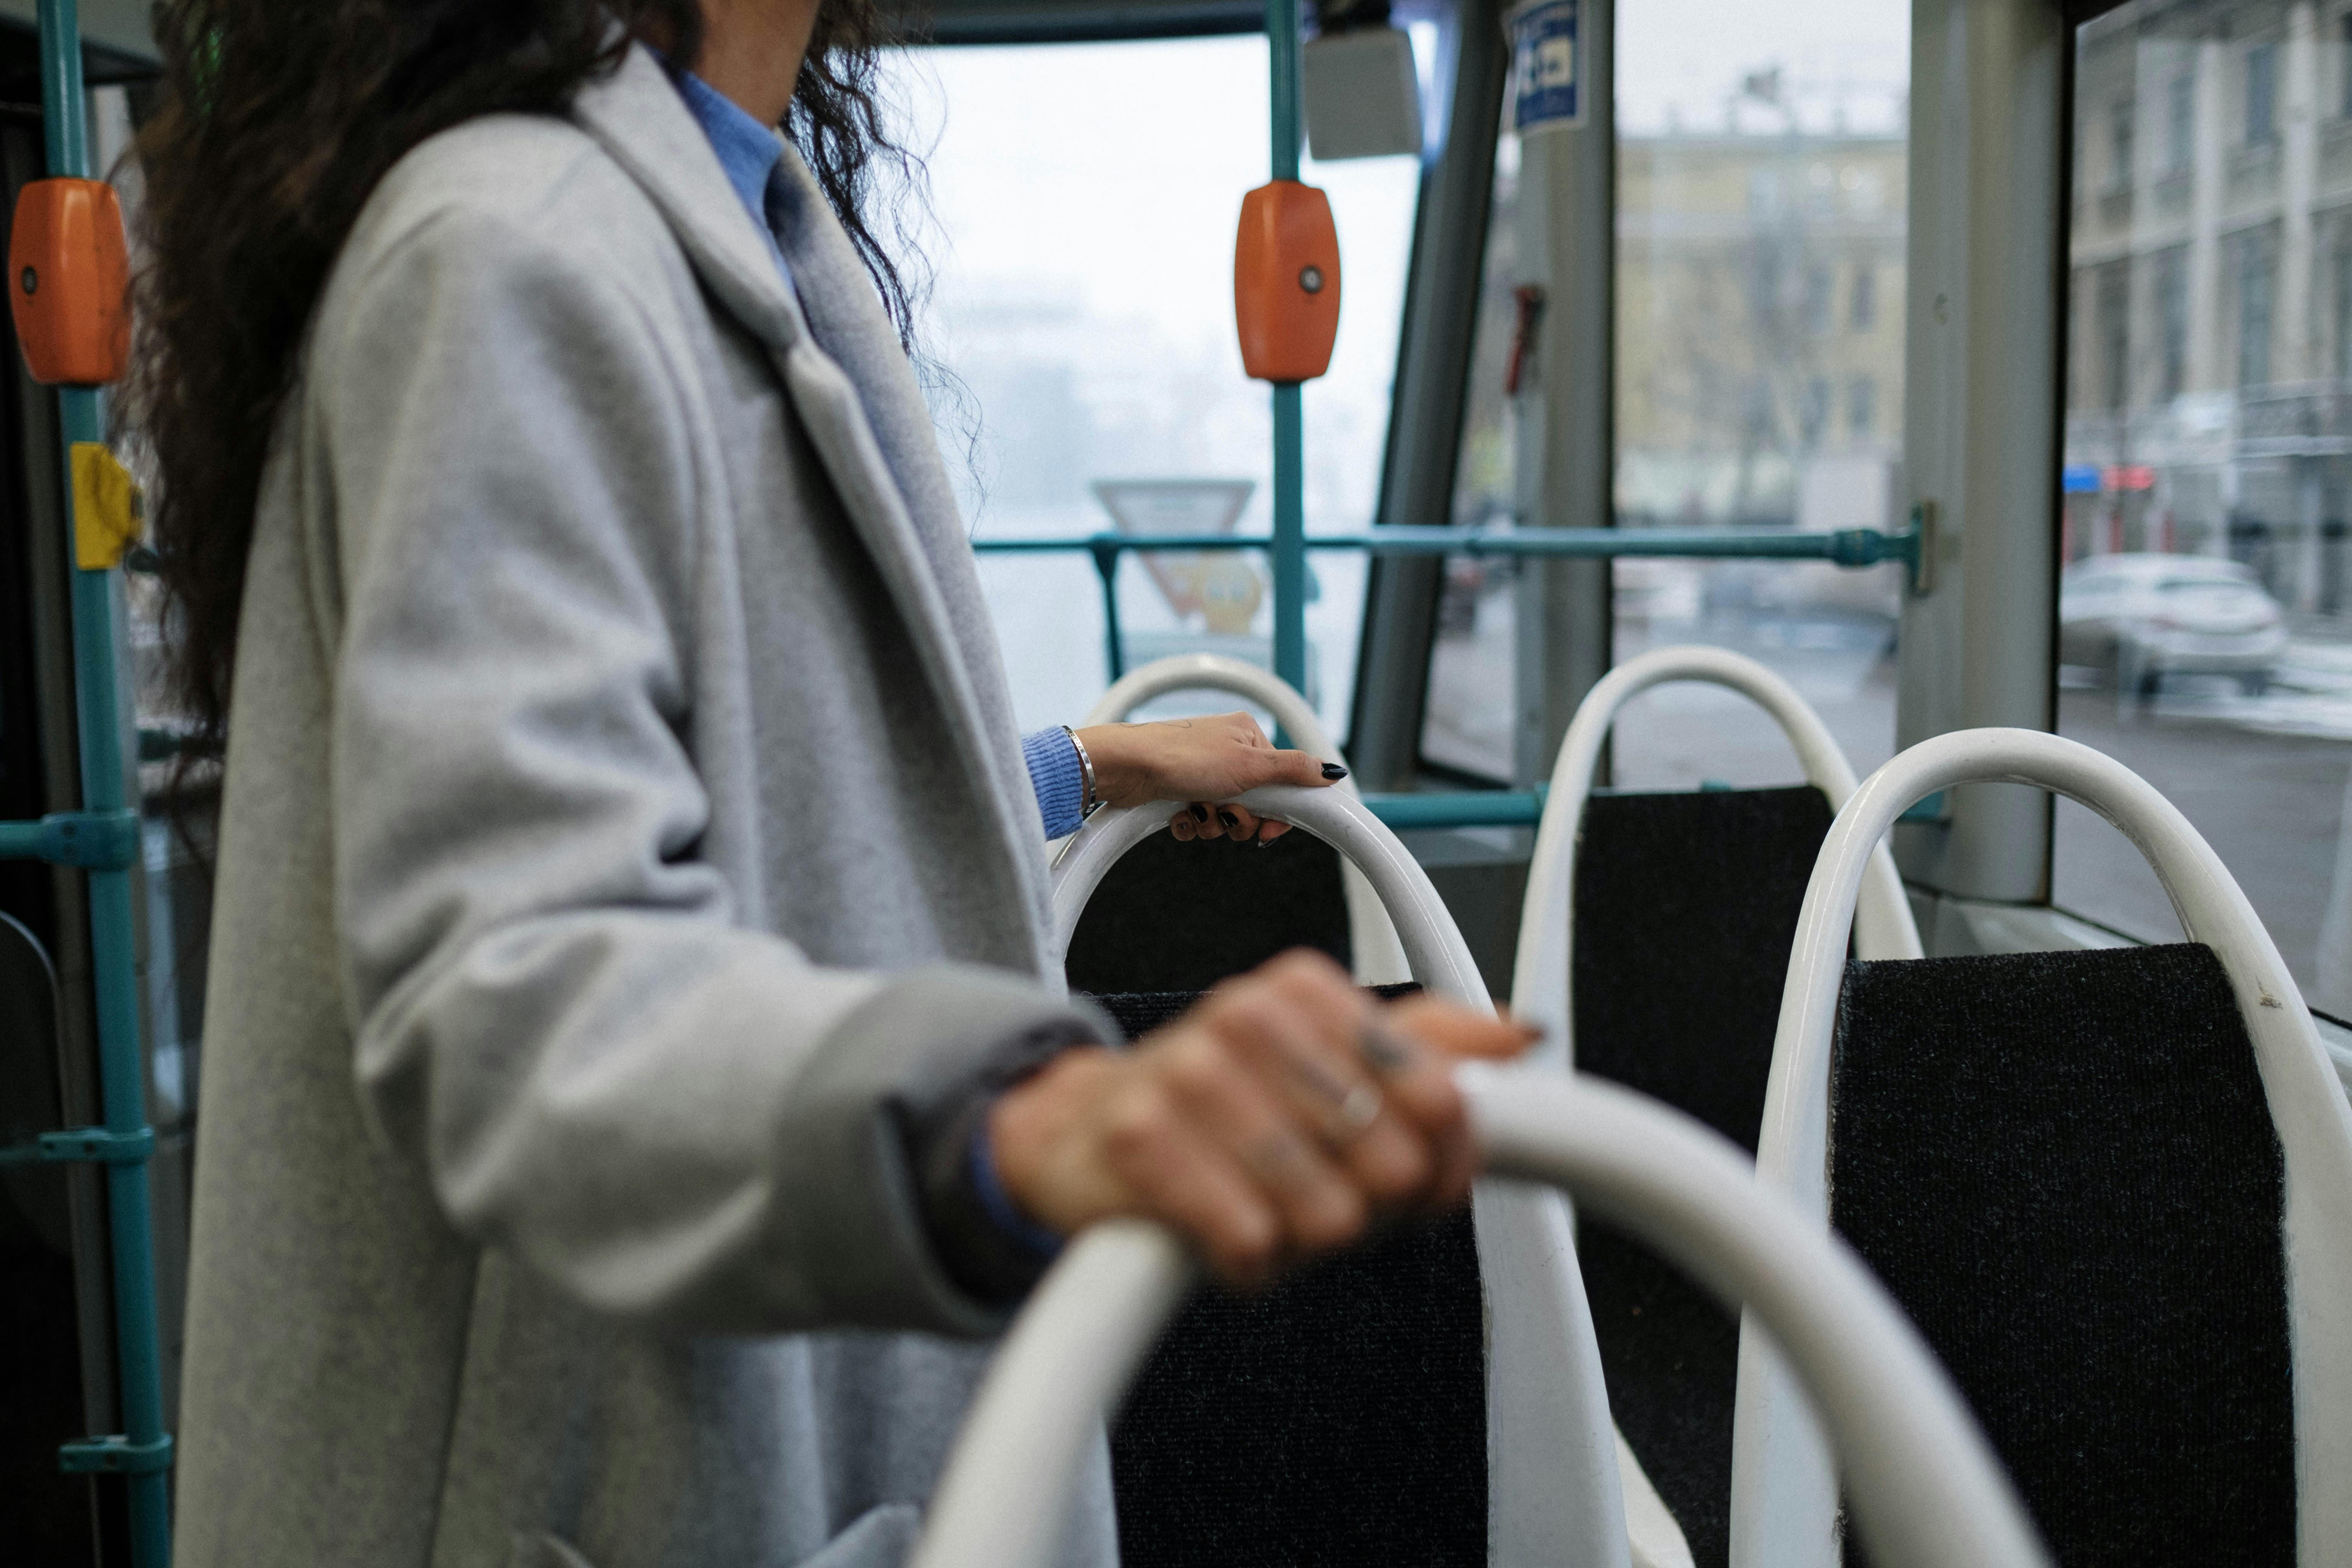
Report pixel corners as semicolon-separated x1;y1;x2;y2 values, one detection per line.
1614;0;1910;135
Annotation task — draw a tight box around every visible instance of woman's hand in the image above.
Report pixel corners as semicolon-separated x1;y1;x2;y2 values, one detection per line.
1074;712;1345;846
988;951;1532;1284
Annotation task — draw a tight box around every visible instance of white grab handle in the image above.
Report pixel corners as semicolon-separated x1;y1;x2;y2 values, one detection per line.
1513;645;1921;1071
908;1068;2050;1568
1080;653;1411;984
1051;783;1482;1006
1735;725;2352;1568
1046;780;1633;1568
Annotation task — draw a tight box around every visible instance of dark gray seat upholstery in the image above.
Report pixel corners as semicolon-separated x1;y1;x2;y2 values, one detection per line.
1084;983;1483;1568
1570;784;1837;1568
1830;943;2294;1568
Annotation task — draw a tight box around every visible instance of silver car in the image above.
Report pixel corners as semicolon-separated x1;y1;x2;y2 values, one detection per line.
2058;552;2288;696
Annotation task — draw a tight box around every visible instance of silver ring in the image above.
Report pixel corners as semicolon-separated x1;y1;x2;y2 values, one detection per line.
1331;1082;1382;1140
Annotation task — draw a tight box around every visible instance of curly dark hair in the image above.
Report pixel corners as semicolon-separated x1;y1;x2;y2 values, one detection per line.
126;0;927;758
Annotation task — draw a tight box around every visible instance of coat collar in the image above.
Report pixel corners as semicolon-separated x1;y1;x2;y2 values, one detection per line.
570;43;811;352
568;46;1059;977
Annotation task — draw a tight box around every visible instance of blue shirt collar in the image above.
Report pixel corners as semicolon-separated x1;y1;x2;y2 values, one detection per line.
669;68;792;279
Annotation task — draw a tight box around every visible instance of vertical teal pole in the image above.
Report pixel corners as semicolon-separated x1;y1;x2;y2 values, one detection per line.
1266;0;1308;695
37;1;173;1562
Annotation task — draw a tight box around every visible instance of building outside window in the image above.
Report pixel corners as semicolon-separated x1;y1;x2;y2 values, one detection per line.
1431;11;1908;785
2099;264;2132;409
2169;70;2195;171
2248;40;2279;144
1802;261;1834;335
2111;95;2137;189
2342;12;2352;118
2062;0;2352;1017
2337;243;2352;379
2239;230;2274;387
1799;376;1830;446
2157;245;2188;399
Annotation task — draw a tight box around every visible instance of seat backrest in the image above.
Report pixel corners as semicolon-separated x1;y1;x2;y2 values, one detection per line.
1095;983;1483;1568
1514;644;1923;1070
1519;647;1915;1568
1078;652;1410;984
1831;943;2293;1568
1063;827;1349;994
1050;786;1629;1568
1733;727;2352;1568
1573;784;1835;1568
910;1068;2050;1568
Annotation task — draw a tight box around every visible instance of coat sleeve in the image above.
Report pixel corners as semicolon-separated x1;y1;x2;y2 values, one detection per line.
315;198;1095;1337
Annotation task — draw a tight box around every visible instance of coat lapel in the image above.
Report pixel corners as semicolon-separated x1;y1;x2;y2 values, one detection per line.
569;47;1056;975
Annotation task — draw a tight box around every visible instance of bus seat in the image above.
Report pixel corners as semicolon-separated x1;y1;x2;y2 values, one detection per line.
1050;785;1629;1568
1512;646;1922;1568
1076;654;1411;985
909;1068;2049;1568
1733;728;2352;1568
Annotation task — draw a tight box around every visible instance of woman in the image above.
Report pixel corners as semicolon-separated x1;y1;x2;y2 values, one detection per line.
136;2;1526;1564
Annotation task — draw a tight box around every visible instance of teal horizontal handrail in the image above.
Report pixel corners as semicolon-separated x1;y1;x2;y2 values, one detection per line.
973;523;1917;570
973;524;1920;685
1360;788;1548;830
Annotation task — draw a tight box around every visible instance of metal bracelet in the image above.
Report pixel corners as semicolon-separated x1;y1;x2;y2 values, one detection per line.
1061;725;1102;818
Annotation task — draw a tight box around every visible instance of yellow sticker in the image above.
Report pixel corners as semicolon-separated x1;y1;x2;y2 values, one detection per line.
71;442;141;571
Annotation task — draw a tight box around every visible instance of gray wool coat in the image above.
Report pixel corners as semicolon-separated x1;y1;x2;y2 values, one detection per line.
173;44;1120;1568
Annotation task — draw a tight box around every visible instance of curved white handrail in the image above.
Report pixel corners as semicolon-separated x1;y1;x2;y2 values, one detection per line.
1731;727;2352;1568
1053;784;1478;1004
1050;782;1631;1568
1079;654;1412;983
1512;646;1921;1068
909;1069;2050;1568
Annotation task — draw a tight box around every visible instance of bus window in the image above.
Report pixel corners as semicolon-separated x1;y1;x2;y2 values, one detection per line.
2056;0;2352;1012
898;36;1421;735
1421;1;1911;787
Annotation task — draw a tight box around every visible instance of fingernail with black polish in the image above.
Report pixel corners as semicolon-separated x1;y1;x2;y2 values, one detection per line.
1320;763;1350;780
1219;810;1241;831
1190;803;1210;823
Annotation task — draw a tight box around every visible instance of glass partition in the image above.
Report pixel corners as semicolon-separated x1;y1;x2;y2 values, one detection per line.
1421;1;1911;786
2056;0;2352;1010
896;36;1422;734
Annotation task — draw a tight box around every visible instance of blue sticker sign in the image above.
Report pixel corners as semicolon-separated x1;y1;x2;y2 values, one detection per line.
1511;0;1582;132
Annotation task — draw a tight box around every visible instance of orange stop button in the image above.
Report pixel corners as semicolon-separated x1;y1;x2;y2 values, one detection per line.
1234;180;1340;385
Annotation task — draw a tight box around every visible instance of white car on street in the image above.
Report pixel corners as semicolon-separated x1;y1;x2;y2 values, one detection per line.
2058;552;2288;696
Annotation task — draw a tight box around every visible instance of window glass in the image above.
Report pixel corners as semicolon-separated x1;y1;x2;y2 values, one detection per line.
2057;0;2352;1012
895;37;1422;736
1426;1;1910;786
1423;121;1520;777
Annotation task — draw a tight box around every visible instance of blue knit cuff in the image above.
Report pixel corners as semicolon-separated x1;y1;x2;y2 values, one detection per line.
969;1117;1067;1262
1022;727;1087;839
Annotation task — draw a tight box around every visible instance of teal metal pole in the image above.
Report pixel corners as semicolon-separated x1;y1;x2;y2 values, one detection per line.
36;0;174;1561
1266;0;1307;695
1362;788;1549;830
